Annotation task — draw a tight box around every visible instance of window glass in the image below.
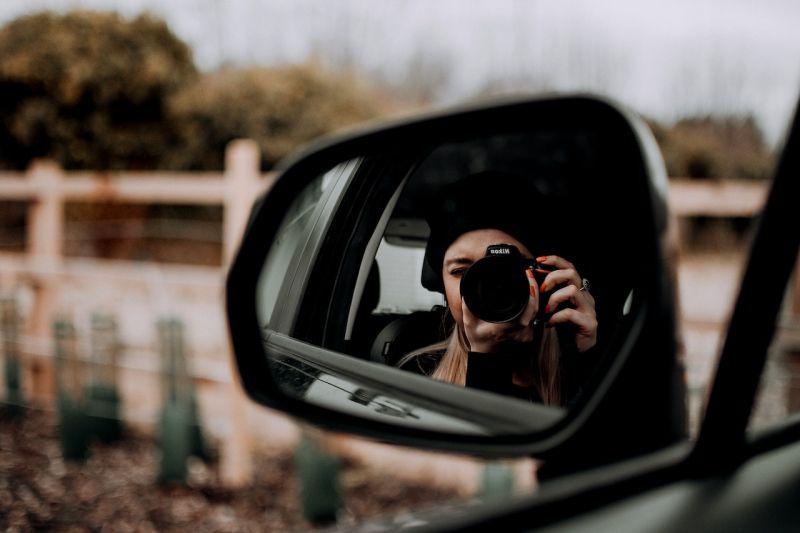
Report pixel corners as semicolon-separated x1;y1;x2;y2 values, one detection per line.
678;198;797;436
374;240;443;314
257;161;354;327
680;248;749;434
750;259;800;430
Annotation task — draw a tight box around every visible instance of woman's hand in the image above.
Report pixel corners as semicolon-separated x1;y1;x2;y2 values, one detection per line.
537;255;597;353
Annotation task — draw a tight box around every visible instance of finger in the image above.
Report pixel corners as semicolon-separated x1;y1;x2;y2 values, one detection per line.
547;307;598;352
519;268;539;324
461;297;525;351
525;268;539;299
547;307;597;335
459;298;478;350
460;296;479;327
536;255;575;271
547;284;595;312
540;268;582;293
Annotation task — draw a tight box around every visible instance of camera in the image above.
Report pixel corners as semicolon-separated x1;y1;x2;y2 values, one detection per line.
460;244;555;323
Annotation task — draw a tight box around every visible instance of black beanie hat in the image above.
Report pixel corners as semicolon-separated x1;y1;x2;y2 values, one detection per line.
422;171;555;293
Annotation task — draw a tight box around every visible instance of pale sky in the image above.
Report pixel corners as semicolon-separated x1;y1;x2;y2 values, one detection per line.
2;0;799;145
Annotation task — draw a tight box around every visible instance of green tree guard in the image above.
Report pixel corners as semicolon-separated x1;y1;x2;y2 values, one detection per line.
295;433;342;526
85;313;122;442
57;392;90;462
54;318;90;462
157;399;192;484
1;296;25;419
479;462;516;504
156;317;209;484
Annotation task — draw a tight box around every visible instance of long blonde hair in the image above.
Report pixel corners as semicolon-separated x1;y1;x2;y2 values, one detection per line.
399;321;563;406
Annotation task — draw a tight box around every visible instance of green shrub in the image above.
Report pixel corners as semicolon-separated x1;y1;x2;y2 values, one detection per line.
165;64;388;170
650;115;772;180
0;10;196;170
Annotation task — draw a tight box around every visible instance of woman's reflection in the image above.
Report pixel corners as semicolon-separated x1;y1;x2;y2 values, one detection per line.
398;172;598;406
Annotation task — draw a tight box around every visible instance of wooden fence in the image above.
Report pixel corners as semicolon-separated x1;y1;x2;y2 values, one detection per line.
0;140;275;487
668;178;798;324
1;147;796;488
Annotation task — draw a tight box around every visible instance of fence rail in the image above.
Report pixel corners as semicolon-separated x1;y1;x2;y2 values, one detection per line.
667;178;768;217
0;171;228;203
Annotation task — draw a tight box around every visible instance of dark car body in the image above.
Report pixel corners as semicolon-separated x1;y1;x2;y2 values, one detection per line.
226;93;800;531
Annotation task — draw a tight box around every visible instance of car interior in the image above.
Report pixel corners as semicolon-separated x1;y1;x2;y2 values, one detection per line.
334;128;644;384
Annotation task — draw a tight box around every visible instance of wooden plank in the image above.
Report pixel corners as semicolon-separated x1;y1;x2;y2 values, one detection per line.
668;178;767;217
0;253;222;288
4;173;763;216
1;169;273;204
0;175;37;199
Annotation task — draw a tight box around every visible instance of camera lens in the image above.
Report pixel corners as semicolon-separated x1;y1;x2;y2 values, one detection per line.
460;255;530;323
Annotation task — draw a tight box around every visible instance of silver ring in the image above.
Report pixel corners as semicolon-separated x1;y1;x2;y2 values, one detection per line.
580;278;591;292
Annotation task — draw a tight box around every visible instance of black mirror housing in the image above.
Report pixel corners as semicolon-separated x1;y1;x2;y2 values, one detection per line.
226;94;687;471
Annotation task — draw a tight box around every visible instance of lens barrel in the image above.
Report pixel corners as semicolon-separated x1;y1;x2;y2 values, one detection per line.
460;252;531;323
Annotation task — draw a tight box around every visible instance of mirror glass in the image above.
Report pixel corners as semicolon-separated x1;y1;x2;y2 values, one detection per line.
254;117;657;437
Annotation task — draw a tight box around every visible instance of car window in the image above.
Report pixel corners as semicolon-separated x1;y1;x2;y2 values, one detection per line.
749;258;800;431
257;160;357;328
374;240;443;314
680;247;750;434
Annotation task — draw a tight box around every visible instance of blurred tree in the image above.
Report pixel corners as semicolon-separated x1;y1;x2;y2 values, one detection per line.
0;11;196;170
165;63;388;170
649;115;773;180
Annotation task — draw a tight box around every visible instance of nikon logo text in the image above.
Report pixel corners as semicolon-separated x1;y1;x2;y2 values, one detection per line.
490;249;511;254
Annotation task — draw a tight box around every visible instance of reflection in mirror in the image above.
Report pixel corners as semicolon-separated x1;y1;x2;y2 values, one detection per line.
256;123;650;436
268;354;488;434
263;333;566;436
256;159;360;328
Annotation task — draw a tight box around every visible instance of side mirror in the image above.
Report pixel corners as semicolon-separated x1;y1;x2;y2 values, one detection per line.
227;95;687;468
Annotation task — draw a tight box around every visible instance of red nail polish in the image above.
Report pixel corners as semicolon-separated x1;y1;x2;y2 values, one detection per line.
545;304;551;314
536;256;548;263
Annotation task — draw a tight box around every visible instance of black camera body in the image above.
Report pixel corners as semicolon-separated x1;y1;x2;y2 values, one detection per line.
460;244;555;323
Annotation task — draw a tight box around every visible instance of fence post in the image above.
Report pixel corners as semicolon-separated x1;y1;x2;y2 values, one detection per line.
219;139;261;487
27;160;64;333
27;160;65;400
223;139;261;265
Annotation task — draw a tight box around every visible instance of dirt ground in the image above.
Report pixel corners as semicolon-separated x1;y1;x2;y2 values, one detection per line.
0;408;463;532
3;247;794;531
